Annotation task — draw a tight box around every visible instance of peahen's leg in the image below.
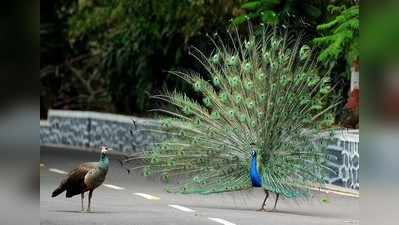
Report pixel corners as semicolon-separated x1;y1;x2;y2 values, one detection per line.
80;193;85;212
87;190;93;212
256;190;269;211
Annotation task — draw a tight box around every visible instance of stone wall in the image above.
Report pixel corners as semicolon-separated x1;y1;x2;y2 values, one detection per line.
40;110;359;189
40;110;164;154
325;130;359;190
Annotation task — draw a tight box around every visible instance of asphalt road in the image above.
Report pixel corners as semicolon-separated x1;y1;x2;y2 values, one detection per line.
40;146;359;225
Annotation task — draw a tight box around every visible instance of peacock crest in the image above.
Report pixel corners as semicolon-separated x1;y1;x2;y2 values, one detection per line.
125;27;338;199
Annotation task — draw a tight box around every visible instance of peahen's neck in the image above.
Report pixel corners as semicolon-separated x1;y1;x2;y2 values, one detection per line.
99;154;109;170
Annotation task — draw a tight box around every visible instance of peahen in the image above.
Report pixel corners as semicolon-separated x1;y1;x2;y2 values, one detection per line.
52;146;110;212
123;28;338;211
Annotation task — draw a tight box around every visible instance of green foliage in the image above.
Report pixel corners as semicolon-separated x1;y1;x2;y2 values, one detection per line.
231;1;358;127
41;0;243;115
313;5;359;66
232;0;325;29
40;0;113;114
67;0;245;113
127;29;338;197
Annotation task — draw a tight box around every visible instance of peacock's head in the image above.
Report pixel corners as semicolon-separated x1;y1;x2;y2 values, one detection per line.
250;143;256;157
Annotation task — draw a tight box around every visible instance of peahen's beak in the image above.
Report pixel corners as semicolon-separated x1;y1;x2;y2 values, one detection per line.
101;148;108;154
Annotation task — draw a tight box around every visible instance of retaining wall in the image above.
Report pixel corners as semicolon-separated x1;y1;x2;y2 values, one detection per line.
40;110;164;153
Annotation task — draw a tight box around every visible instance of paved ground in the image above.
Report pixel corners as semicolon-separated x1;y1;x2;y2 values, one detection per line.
40;146;359;225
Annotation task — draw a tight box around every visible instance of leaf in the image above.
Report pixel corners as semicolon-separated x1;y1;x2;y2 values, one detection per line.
320;196;330;204
260;10;277;24
317;20;339;31
232;15;249;25
262;0;280;9
241;1;262;10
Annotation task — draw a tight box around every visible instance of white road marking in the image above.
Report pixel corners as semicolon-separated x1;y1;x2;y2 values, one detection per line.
49;168;68;175
133;193;160;200
208;217;237;225
103;184;125;190
344;220;359;224
168;204;195;212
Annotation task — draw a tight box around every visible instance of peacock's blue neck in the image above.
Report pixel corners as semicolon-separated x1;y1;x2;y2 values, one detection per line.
99;154;109;170
249;153;262;187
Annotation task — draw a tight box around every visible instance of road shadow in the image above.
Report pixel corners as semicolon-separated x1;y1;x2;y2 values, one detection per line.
50;210;119;214
191;205;341;219
269;209;340;219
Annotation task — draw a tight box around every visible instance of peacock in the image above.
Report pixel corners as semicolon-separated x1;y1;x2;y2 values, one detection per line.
52;146;110;212
123;27;338;211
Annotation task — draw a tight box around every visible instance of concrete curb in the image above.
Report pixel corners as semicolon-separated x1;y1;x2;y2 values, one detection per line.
310;184;359;198
40;144;129;157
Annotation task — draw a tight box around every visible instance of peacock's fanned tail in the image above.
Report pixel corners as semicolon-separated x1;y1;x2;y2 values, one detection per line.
125;28;338;198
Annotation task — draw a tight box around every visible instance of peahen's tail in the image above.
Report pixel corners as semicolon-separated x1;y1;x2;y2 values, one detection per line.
51;185;65;197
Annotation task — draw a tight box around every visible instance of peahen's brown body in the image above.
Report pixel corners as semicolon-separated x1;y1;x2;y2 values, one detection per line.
51;146;109;212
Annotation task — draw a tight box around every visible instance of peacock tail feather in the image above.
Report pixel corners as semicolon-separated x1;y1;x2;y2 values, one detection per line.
125;27;338;198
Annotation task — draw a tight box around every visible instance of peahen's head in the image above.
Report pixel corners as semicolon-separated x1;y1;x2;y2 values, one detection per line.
100;145;110;157
99;145;110;169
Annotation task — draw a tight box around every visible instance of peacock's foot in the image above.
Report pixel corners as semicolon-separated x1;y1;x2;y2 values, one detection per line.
80;209;85;213
85;208;92;213
256;208;266;212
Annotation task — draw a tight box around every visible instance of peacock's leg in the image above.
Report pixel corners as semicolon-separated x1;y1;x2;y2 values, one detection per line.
87;190;93;212
81;193;85;212
256;190;269;211
268;193;279;212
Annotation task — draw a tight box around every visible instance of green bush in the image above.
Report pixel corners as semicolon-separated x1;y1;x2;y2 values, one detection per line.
232;0;327;32
41;0;244;115
313;5;359;67
67;0;244;114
